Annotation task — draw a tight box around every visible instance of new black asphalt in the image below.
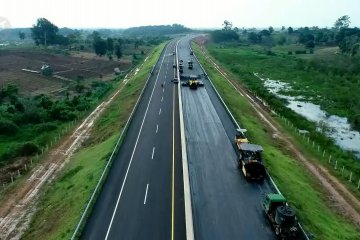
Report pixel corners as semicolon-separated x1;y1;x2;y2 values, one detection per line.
81;39;186;240
178;36;276;240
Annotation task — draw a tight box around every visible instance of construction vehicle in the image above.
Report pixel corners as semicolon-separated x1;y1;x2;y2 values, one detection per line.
188;58;193;69
235;129;266;181
179;60;184;73
263;193;300;239
181;75;204;89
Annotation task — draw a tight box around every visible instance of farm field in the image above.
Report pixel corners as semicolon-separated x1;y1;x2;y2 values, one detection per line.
0;49;131;95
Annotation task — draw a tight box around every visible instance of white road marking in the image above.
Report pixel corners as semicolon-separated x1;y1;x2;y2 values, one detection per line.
163;88;165;93
159;108;162;115
152;147;155;159
156;124;159;133
161;96;163;102
104;43;169;240
144;184;149;204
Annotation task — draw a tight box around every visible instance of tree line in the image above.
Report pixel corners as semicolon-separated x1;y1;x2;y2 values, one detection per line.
211;16;360;56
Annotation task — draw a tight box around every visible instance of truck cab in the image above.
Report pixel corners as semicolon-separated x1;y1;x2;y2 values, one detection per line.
235;128;248;147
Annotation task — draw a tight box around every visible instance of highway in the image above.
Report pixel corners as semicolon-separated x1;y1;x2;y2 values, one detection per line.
81;39;186;240
177;36;276;239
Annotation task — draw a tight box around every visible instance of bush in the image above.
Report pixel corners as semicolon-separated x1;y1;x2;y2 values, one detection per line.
0;120;19;135
19;142;40;156
35;122;58;133
50;102;77;121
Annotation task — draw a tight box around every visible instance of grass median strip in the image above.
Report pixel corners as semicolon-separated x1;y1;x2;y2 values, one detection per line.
193;43;360;240
22;42;166;240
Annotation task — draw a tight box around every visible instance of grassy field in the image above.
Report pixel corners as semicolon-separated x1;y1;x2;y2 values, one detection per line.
193;43;360;240
207;43;360;130
21;42;166;240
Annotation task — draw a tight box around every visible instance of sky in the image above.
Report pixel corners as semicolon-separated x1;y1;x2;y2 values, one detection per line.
1;0;359;29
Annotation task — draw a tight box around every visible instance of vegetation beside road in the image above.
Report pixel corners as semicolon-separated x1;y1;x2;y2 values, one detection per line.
21;42;166;240
193;43;360;240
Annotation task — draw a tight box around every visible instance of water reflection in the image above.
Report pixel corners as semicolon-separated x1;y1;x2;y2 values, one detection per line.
254;73;360;158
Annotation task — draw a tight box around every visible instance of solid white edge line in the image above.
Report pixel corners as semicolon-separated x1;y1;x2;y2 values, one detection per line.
104;43;169;240
176;38;195;240
144;184;149;205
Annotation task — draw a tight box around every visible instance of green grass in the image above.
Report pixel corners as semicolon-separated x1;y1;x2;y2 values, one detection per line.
21;42;166;240
207;44;360;130
193;43;360;240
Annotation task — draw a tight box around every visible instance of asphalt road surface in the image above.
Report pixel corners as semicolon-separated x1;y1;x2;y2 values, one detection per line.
178;36;276;240
81;39;186;240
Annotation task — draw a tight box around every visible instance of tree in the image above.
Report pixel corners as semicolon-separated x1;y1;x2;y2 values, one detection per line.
134;40;140;49
115;43;122;60
278;35;286;45
334;15;350;30
31;18;59;46
55;34;70;45
260;30;271;37
281;26;286;31
211;30;239;42
248;32;261;44
305;40;315;49
222;20;233;31
68;30;83;44
288;27;294;34
268;26;274;34
18;32;25;40
93;38;107;56
106;37;114;53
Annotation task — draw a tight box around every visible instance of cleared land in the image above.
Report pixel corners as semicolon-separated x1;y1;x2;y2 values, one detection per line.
0;50;131;95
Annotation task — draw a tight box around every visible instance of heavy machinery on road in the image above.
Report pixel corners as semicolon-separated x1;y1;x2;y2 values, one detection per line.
235;129;266;181
188;58;193;69
179;60;184;73
182;74;204;89
263;193;300;239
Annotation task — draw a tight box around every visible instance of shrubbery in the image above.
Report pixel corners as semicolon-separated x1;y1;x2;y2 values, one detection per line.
19;142;40;156
0;119;19;135
0;80;114;164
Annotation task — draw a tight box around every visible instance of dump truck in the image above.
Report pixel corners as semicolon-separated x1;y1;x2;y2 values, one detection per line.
235;129;266;181
188;58;193;69
263;193;300;239
179;60;184;73
181;74;204;89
